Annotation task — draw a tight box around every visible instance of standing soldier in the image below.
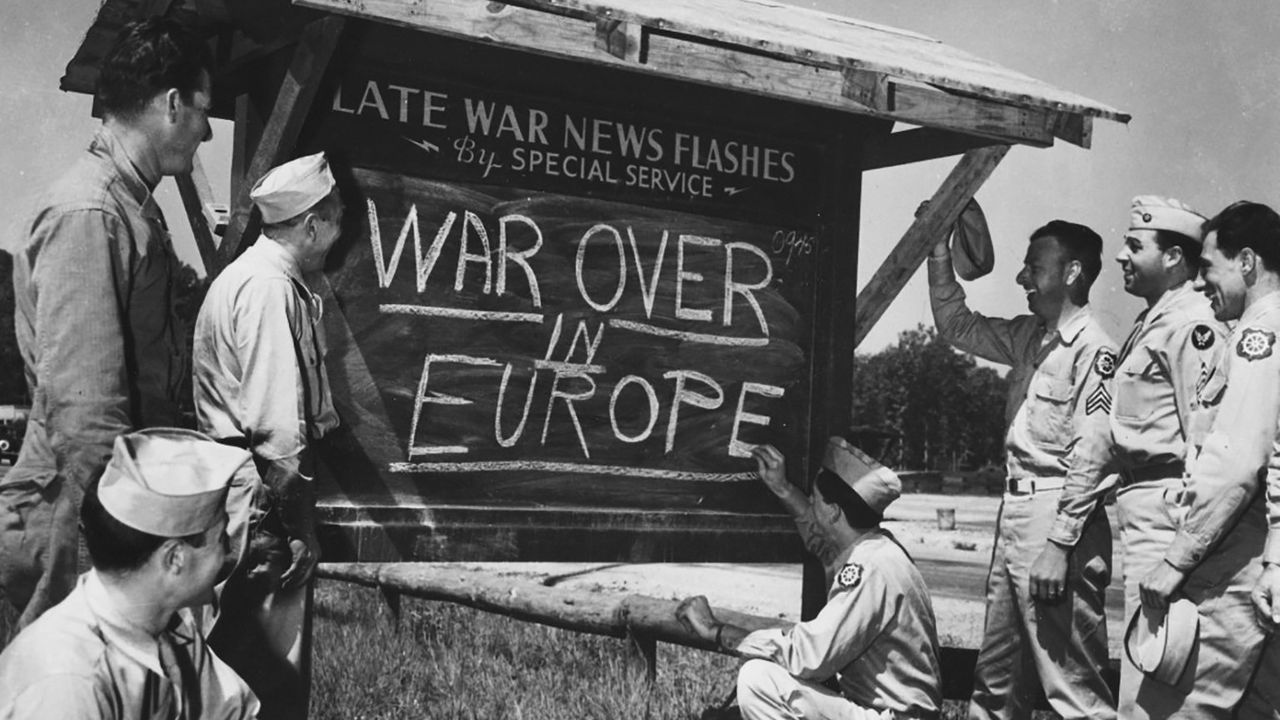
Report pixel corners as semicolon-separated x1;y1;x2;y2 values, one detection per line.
928;214;1117;720
1137;201;1280;717
1028;196;1228;717
0;18;213;627
193;152;342;719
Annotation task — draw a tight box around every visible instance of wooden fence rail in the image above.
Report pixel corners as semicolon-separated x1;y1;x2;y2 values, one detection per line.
316;562;1118;705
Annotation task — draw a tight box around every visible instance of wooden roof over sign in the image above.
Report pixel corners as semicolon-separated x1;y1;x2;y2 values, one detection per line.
62;0;1128;155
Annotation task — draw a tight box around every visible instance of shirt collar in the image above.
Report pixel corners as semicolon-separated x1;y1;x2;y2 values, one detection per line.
1054;305;1091;345
1145;281;1198;324
89;126;164;222
249;236;306;283
1239;289;1280;327
81;570;169;677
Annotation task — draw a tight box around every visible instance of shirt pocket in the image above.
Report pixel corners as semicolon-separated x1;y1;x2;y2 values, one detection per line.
1026;374;1073;450
1113;363;1162;422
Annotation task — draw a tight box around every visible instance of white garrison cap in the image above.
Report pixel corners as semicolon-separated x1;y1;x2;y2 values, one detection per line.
250;152;336;224
822;437;902;516
97;428;252;537
1129;195;1207;243
1125;597;1199;686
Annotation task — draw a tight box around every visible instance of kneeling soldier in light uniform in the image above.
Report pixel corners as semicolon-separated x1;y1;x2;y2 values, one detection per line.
677;439;941;720
0;428;260;719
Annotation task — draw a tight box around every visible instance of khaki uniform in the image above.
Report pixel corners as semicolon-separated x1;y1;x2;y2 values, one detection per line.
1046;282;1233;718
1148;291;1280;719
929;256;1116;720
0;128;187;627
0;571;257;720
736;530;941;720
193;238;338;720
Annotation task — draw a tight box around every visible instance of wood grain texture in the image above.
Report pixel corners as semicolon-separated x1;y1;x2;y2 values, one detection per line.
292;0;1126;122
853;145;1010;349
292;0;1120;145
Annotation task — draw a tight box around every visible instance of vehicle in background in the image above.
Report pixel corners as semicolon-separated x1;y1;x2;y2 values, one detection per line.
0;405;30;464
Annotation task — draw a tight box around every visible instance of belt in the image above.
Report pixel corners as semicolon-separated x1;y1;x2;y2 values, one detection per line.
1005;477;1065;495
1119;460;1184;487
215;436;251;450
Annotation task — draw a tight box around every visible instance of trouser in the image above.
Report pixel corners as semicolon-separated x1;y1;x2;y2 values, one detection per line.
967;488;1115;720
0;458;87;627
209;479;313;720
737;659;900;720
1116;479;1280;719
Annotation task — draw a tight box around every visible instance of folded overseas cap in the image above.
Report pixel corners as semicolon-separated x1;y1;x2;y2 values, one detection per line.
97;428;252;537
1124;597;1199;686
1129;195;1207;243
250;152;336;224
822;437;902;516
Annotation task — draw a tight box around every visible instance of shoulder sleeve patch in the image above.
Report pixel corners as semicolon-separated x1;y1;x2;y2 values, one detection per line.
1092;348;1117;378
1237;328;1275;361
836;562;864;590
1191;324;1215;350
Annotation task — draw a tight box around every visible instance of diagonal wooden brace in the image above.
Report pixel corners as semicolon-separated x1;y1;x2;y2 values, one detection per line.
215;15;346;272
853;144;1010;349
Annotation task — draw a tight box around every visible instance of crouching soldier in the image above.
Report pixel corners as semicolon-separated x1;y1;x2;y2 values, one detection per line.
677;439;941;720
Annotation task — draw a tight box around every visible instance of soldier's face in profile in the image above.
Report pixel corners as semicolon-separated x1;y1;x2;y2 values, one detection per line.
1195;230;1247;321
1016;235;1071;322
1116;229;1165;301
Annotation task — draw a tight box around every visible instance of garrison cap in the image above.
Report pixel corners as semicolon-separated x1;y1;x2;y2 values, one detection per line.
250;152;336;224
97;428;252;537
1129;195;1207;243
951;199;994;281
821;437;902;516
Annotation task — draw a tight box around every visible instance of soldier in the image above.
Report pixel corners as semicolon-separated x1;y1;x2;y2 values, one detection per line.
0;429;259;719
928;215;1117;719
1027;196;1227;717
1137;201;1280;717
676;439;941;720
0;18;213;627
192;152;343;719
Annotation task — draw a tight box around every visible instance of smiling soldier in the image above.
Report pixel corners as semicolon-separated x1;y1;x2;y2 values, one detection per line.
928;212;1117;720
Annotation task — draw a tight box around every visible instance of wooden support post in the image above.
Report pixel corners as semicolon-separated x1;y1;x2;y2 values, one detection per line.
379;586;403;630
624;629;657;684
853;145;1010;349
175;154;218;273
217;15;345;269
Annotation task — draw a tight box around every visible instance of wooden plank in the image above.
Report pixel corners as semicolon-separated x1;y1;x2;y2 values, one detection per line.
175;154;219;273
295;0;1060;146
217;15;345;268
594;18;646;62
862;128;1003;171
852;145;1010;349
291;0;1128;122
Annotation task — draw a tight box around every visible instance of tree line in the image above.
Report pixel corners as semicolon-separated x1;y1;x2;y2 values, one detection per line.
852;326;1008;472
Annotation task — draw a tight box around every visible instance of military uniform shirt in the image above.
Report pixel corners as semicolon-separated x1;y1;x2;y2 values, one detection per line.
193;238;338;462
0;572;258;720
737;530;941;716
1166;290;1280;569
929;258;1118;482
1049;283;1227;546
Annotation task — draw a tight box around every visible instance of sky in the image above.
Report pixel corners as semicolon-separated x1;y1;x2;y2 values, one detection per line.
3;0;1279;353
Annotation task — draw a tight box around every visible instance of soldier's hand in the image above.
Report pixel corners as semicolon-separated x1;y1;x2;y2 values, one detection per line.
1029;542;1070;603
1251;564;1280;629
752;445;789;496
1139;561;1186;612
676;595;718;641
281;529;321;590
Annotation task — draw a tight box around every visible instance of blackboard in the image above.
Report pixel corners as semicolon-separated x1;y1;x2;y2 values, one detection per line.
283;22;884;560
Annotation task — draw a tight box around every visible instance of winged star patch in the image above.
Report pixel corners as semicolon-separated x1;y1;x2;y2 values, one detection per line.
1237;328;1275;361
1093;349;1117;378
1191;325;1215;350
836;562;864;590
